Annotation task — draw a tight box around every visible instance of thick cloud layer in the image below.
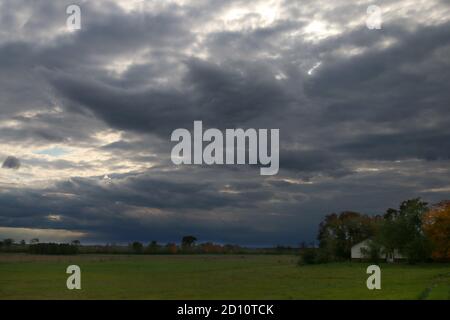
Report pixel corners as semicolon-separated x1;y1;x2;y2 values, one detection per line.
0;0;449;245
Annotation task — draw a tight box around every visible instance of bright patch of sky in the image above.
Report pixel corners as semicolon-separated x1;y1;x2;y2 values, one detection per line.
34;147;69;157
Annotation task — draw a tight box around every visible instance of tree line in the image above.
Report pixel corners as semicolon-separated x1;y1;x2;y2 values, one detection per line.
0;235;298;255
300;198;450;264
2;198;448;260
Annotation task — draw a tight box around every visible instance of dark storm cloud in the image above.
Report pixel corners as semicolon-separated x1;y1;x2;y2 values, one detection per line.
1;161;448;245
44;57;293;137
336;129;450;161
0;0;450;244
280;149;351;177
0;169;277;243
302;21;450;164
2;156;20;169
0;107;106;145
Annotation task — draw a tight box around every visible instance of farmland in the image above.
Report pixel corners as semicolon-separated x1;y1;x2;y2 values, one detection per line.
0;254;449;300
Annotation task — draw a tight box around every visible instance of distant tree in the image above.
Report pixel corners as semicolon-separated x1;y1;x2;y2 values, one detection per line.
20;240;26;245
131;241;143;254
383;208;398;220
3;239;14;247
30;238;40;244
298;248;319;265
71;240;81;246
200;242;223;254
146;241;160;254
377;198;431;263
317;211;377;260
166;243;178;254
423;201;450;260
29;243;78;255
223;244;241;254
181;236;197;249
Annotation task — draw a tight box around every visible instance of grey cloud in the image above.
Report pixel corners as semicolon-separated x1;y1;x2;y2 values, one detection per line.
0;0;449;244
2;156;20;169
336;130;450;161
44;57;293;138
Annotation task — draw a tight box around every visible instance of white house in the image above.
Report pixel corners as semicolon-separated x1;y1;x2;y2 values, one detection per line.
351;239;405;262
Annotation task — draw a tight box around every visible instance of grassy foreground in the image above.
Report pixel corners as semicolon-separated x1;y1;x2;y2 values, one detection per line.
0;254;449;300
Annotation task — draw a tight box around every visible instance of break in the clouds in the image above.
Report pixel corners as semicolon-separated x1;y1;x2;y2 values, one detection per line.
0;0;449;245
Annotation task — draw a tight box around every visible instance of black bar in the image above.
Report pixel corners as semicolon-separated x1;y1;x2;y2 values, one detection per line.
0;300;445;319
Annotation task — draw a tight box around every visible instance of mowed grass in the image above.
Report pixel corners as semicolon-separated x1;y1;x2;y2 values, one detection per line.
0;254;449;300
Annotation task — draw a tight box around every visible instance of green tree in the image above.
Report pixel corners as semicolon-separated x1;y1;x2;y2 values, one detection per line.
181;236;197;250
146;240;160;254
360;240;383;263
377;198;431;263
131;241;143;254
317;211;377;260
3;239;14;247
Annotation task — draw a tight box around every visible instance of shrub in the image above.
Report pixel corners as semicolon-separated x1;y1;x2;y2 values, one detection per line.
29;243;78;255
130;241;144;254
298;248;321;265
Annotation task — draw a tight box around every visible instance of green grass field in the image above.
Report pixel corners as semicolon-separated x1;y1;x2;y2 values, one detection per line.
0;254;449;300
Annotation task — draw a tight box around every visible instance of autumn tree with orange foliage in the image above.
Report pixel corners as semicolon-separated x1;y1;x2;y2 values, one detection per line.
423;201;450;260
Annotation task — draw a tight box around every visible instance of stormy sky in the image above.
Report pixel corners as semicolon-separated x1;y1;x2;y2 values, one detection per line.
0;0;449;245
